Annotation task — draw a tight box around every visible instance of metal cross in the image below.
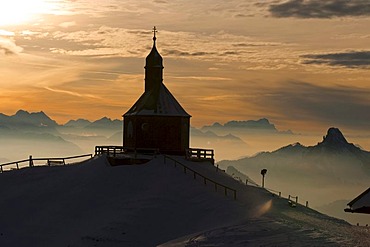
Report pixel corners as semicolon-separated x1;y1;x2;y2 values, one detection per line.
152;26;158;39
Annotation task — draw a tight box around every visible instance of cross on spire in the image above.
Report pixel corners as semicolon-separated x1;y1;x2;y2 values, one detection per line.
152;26;158;41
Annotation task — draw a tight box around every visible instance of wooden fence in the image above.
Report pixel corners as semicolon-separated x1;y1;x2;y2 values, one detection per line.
164;155;236;200
95;146;158;157
186;148;214;164
95;146;126;157
229;174;310;208
0;154;93;173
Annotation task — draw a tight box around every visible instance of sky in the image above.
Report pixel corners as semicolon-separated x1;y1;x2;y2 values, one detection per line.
0;0;369;140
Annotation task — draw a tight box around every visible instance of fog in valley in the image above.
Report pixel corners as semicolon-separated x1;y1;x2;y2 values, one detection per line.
1;110;369;226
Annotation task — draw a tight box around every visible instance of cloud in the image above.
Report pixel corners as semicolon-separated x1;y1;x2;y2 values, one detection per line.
0;38;23;55
256;81;370;131
46;26;288;70
269;0;370;18
59;21;77;28
301;51;370;68
44;86;101;99
0;30;14;36
162;49;214;57
232;42;280;47
170;76;232;81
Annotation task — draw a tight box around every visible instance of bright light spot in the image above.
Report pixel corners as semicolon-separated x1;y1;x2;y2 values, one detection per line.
253;199;273;218
0;30;15;36
0;0;59;26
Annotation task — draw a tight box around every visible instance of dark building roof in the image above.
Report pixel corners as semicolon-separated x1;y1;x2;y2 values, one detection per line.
344;187;370;214
124;27;190;118
124;82;190;117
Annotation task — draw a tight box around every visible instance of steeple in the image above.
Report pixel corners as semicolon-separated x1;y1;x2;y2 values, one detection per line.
123;26;191;155
145;26;163;92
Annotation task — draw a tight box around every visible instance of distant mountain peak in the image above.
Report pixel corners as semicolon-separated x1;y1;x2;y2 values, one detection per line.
224;118;274;128
64;119;92;128
292;142;303;147
311;127;365;155
211;122;222;127
15;109;29;116
12;110;58;128
320;127;349;146
15;110;48;118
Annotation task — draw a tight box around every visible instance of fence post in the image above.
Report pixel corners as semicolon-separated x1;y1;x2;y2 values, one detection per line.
306;201;309;207
296;196;298;204
288;195;291;200
16;163;19;170
246;179;248;185
279;192;281;197
29;155;33;167
63;159;66;165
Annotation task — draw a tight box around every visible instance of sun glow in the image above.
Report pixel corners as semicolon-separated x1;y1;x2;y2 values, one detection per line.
0;0;58;26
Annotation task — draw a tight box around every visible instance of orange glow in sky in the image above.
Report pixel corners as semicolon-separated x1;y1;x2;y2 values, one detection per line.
0;0;369;148
0;0;60;26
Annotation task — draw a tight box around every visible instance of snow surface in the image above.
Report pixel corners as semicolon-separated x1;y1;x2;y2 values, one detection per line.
0;155;369;246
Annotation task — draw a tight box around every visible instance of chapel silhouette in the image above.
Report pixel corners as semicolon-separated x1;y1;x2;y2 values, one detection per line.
123;27;191;155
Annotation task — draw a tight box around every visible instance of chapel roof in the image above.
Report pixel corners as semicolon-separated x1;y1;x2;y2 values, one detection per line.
124;83;190;117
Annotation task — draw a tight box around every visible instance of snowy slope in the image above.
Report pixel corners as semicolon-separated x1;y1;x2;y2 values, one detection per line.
0;155;245;246
0;155;369;246
163;157;370;246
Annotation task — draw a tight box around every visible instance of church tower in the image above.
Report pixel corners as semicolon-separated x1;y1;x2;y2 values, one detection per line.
123;27;191;155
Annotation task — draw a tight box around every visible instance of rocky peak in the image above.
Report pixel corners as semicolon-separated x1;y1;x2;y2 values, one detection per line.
315;127;362;154
321;128;349;146
13;110;58;127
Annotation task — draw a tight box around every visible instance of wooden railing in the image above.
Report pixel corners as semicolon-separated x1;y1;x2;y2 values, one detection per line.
95;146;126;156
0;154;93;173
186;148;214;164
164;155;236;200
229;174;310;208
95;146;159;157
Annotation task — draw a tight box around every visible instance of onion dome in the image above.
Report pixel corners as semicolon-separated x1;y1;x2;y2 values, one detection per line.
145;27;163;68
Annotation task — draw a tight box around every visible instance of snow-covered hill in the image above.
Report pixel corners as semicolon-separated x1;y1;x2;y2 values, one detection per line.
0;155;369;246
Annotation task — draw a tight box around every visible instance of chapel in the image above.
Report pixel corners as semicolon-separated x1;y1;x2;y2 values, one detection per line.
123;27;191;155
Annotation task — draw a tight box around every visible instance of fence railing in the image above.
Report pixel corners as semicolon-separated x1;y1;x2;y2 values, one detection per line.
186;148;214;164
265;188;309;207
229;174;310;208
95;146;126;156
95;146;159;157
0;154;93;173
164;155;236;200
